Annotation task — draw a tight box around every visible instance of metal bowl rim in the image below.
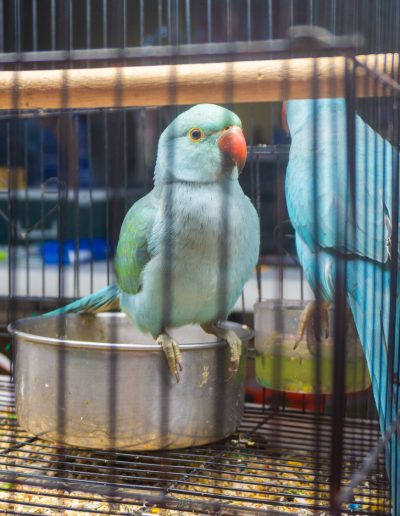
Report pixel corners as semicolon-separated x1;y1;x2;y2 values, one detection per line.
8;314;254;351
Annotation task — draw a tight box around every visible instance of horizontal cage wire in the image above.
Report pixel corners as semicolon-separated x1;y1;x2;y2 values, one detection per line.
0;0;399;515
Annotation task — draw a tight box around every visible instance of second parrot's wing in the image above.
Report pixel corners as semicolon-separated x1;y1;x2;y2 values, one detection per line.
114;192;156;295
286;98;395;263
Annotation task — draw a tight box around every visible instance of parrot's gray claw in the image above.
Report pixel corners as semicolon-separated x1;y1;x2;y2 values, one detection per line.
224;329;242;374
294;301;330;355
201;323;242;375
156;334;183;382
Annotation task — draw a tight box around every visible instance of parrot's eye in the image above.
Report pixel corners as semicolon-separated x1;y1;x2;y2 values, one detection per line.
188;128;205;142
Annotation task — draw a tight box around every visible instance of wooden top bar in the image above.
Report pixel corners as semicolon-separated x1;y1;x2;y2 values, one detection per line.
0;54;397;110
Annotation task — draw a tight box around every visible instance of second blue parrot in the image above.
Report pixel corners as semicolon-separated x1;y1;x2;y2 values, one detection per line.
285;98;400;512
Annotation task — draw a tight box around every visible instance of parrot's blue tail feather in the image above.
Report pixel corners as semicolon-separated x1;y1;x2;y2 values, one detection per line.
347;259;400;512
43;284;120;317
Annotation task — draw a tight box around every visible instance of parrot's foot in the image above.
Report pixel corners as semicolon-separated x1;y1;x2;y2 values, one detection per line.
156;333;183;382
294;301;330;355
202;323;242;373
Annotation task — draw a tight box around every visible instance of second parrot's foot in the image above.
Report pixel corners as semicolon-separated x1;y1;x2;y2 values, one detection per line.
294;301;330;355
202;323;242;374
156;333;183;382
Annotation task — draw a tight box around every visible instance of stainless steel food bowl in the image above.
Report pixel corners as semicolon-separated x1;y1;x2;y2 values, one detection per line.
8;313;252;450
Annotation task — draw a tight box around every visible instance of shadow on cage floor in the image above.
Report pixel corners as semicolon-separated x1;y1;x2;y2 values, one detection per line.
0;376;390;515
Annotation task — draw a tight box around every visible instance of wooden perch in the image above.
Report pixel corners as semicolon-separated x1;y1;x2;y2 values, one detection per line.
0;53;398;110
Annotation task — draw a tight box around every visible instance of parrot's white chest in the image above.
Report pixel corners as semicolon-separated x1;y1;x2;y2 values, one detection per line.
143;181;260;327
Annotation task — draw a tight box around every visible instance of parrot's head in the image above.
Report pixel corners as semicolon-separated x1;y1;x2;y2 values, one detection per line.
155;104;247;184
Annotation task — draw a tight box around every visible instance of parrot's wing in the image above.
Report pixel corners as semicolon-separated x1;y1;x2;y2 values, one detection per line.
287;99;395;263
351;113;394;262
114;192;156;295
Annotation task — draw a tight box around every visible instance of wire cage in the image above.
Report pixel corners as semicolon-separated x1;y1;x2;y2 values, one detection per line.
0;0;399;514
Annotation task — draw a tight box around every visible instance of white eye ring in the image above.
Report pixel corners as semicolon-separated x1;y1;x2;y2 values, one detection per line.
188;128;205;142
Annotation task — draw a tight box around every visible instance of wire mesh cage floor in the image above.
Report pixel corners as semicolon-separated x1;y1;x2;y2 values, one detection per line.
0;377;390;515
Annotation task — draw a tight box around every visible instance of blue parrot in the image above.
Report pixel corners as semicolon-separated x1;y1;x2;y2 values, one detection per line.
285;98;400;512
46;104;260;381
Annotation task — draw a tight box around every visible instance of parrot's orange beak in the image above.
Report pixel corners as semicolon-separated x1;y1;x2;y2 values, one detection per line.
218;126;247;172
281;102;289;135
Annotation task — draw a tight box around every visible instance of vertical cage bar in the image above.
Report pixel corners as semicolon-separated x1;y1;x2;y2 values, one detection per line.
0;0;4;53
330;57;356;513
185;0;191;44
22;123;29;301
246;0;251;42
140;0;144;47
102;0;108;48
207;0;212;43
158;0;163;45
51;0;56;51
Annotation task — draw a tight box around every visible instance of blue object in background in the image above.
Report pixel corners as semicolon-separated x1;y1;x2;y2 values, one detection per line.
0;116;92;188
347;503;362;511
273;127;291;145
41;238;110;265
37;116;91;187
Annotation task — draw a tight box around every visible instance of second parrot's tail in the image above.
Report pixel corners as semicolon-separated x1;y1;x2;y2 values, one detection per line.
347;259;400;513
44;284;120;317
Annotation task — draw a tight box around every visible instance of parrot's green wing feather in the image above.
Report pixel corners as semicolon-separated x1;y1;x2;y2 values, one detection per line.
114;193;156;295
